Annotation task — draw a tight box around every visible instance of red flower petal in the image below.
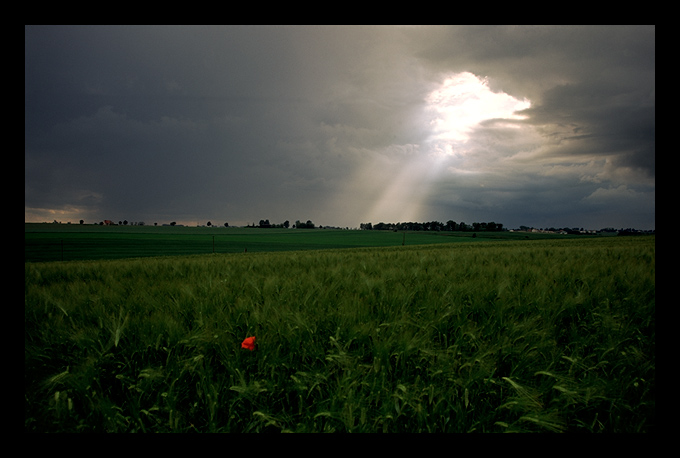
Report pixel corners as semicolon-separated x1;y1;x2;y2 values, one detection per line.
241;336;256;351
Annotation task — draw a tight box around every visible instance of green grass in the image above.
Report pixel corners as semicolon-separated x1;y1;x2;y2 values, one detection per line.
25;223;590;262
24;236;654;432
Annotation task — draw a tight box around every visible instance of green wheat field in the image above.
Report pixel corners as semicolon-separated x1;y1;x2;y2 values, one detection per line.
25;231;654;432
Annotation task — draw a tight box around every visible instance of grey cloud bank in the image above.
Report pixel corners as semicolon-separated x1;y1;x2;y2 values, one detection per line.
25;25;654;229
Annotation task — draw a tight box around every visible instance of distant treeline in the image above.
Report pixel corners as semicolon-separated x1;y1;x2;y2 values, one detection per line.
360;221;503;232
246;219;317;229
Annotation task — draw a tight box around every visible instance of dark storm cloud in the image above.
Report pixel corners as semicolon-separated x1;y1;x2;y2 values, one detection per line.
25;25;429;225
520;80;655;175
25;25;654;229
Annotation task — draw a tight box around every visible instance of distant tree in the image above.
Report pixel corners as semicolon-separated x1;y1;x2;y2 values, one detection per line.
427;221;443;231
294;219;315;229
224;222;229;227
207;221;211;227
170;221;176;226
283;220;290;229
123;220;128;225
79;220;84;225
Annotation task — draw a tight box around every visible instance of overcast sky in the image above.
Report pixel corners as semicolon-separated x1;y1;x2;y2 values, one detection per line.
25;25;655;229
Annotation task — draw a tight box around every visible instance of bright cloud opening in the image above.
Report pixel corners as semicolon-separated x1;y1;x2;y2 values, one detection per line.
425;72;531;152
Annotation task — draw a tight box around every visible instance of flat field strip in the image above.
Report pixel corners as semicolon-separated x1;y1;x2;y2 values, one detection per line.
25;223;588;262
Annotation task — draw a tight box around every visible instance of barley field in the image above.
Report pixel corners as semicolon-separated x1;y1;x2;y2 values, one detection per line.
24;236;654;432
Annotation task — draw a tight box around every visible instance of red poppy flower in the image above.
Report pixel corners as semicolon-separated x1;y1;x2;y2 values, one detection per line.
241;336;256;351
